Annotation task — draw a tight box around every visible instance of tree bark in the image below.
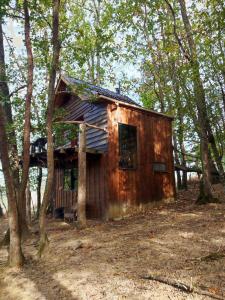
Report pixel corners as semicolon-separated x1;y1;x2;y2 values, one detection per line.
26;183;31;226
0;19;20;189
17;0;34;235
39;0;60;257
0;204;3;217
173;135;182;189
94;0;101;85
178;0;214;201
0;106;23;267
0;16;23;267
36;166;42;218
77;123;87;228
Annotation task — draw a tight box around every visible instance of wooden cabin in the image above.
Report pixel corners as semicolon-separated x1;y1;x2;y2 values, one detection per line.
32;75;175;220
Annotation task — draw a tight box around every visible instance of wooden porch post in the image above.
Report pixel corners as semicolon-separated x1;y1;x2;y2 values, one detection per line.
77;123;87;228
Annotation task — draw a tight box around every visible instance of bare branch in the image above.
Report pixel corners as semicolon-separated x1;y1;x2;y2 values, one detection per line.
164;0;191;61
9;85;27;97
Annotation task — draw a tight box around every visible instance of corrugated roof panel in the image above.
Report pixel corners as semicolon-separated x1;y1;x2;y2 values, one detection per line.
63;75;140;107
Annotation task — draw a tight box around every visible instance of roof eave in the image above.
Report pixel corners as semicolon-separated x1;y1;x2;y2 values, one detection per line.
98;95;174;120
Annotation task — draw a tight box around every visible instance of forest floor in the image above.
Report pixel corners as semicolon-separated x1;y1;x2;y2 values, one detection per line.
0;183;225;300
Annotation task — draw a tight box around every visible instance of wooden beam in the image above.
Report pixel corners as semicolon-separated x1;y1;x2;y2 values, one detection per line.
77;123;87;228
174;164;201;173
56;120;108;132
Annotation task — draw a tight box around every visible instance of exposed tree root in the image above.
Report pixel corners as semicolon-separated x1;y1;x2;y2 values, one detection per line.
196;194;221;205
141;274;224;300
196;181;221;205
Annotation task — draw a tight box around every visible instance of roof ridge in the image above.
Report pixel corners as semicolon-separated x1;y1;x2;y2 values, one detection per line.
61;74;140;106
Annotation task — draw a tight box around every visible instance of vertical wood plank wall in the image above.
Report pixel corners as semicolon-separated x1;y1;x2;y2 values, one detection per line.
106;103;175;217
54;167;77;209
54;154;106;219
54;97;175;219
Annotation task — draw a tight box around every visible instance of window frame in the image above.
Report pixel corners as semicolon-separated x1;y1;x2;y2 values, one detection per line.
152;162;167;173
63;167;78;191
118;122;138;170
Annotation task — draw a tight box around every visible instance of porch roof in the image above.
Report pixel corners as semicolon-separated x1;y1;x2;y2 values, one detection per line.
30;146;104;168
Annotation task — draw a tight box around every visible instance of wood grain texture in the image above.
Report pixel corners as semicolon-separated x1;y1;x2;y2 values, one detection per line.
106;104;175;217
53;87;175;219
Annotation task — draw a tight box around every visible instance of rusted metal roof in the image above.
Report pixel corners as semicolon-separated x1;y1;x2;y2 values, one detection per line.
62;75;140;106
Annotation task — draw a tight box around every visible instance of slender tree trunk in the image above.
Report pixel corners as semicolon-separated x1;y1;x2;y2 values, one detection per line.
173;135;182;189
0;204;3;217
207;124;225;186
181;158;187;190
171;71;188;190
36;166;42;218
95;0;101;85
0;19;20;189
39;0;60;257
0;188;8;217
26;183;31;226
17;0;34;235
178;0;215;201
0;16;23;266
0;106;23;267
77;123;87;228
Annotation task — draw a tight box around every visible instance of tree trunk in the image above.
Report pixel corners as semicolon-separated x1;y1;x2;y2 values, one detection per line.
173;135;182;189
0;16;23;266
207;124;225;186
95;0;101;85
178;0;214;201
0;19;20;191
0;204;3;217
39;0;60;257
26;183;31;226
77;123;87;228
180;142;187;190
0;106;23;267
17;0;34;235
36;167;42;218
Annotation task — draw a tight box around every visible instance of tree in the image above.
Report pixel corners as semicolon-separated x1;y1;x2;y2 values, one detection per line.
0;9;24;266
39;0;61;256
17;0;34;234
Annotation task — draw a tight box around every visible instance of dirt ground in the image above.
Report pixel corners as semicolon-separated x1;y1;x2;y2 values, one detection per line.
0;183;225;300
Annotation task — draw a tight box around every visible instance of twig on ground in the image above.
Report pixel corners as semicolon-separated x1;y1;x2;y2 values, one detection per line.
141;274;224;300
189;250;225;262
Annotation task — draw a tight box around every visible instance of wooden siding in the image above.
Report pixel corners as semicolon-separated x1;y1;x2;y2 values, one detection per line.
106;104;175;218
84;104;108;151
54;168;77;209
54;84;175;220
63;95;92;121
61;95;108;151
54;154;106;219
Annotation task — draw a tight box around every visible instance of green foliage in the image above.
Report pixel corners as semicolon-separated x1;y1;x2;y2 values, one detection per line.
1;0;224;186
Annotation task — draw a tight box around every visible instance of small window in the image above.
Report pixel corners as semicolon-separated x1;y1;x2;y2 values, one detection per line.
153;162;167;172
63;168;78;191
119;123;137;169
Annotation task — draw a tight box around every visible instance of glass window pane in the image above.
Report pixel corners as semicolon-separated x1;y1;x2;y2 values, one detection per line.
153;163;167;172
119;123;137;169
63;169;71;190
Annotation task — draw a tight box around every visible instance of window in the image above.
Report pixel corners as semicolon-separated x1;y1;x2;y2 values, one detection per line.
119;123;137;169
63;168;78;191
153;162;167;172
